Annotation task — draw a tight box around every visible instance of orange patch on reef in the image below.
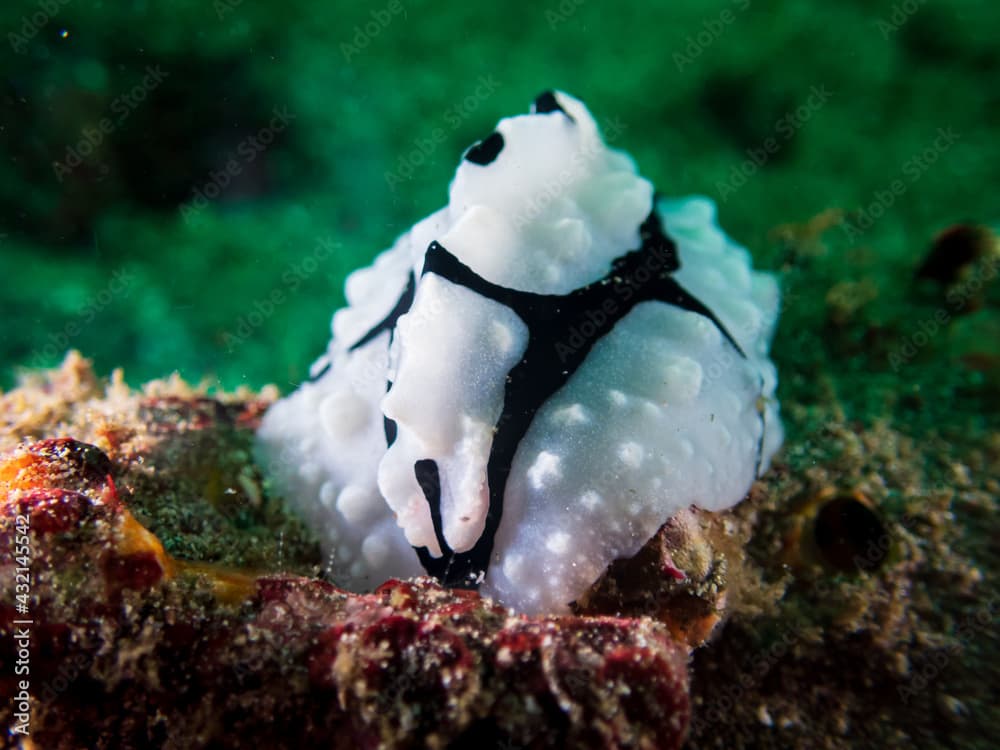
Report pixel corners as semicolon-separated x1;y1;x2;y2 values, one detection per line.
0;451;48;493
113;504;261;603
660;596;725;650
116;505;177;579
176;560;259;604
1;438;261;606
114;491;263;604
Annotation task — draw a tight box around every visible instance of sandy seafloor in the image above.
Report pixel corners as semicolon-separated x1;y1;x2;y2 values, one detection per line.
0;0;998;748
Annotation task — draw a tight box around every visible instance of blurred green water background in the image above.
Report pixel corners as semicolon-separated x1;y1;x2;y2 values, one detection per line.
0;0;997;401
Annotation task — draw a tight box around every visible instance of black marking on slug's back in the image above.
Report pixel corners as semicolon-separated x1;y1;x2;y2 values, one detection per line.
346;275;415;446
349;273;416;352
413;458;466;583
384;416;398;446
463;131;505;166
384;378;399;446
412;210;748;589
532;91;575;122
307;360;332;383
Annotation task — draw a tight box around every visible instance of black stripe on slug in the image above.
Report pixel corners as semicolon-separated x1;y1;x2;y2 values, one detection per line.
411;210;748;589
343;274;415;445
348;272;416;352
413;458;462;581
307;360;332;382
531;90;575;122
463;131;505;166
383;375;400;446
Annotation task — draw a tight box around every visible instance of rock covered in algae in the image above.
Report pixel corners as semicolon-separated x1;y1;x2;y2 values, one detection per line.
2;347;995;749
683;413;998;749
0;354;691;749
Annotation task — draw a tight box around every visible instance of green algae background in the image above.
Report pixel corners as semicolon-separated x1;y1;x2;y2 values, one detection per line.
0;0;997;422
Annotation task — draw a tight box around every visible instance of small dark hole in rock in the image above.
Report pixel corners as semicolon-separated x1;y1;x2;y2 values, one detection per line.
813;495;889;573
915;224;991;286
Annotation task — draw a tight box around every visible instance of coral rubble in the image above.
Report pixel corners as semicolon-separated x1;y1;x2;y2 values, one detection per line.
1;351;996;748
1;355;690;749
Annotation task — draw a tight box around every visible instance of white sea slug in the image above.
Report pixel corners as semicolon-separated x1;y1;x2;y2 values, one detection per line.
255;91;783;614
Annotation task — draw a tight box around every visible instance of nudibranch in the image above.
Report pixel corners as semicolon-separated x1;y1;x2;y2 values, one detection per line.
256;91;783;614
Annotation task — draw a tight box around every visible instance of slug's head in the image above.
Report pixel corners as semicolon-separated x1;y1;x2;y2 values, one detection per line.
442;90;653;295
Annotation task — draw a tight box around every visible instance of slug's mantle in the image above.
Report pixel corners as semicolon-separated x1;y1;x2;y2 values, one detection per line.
256;91;783;613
